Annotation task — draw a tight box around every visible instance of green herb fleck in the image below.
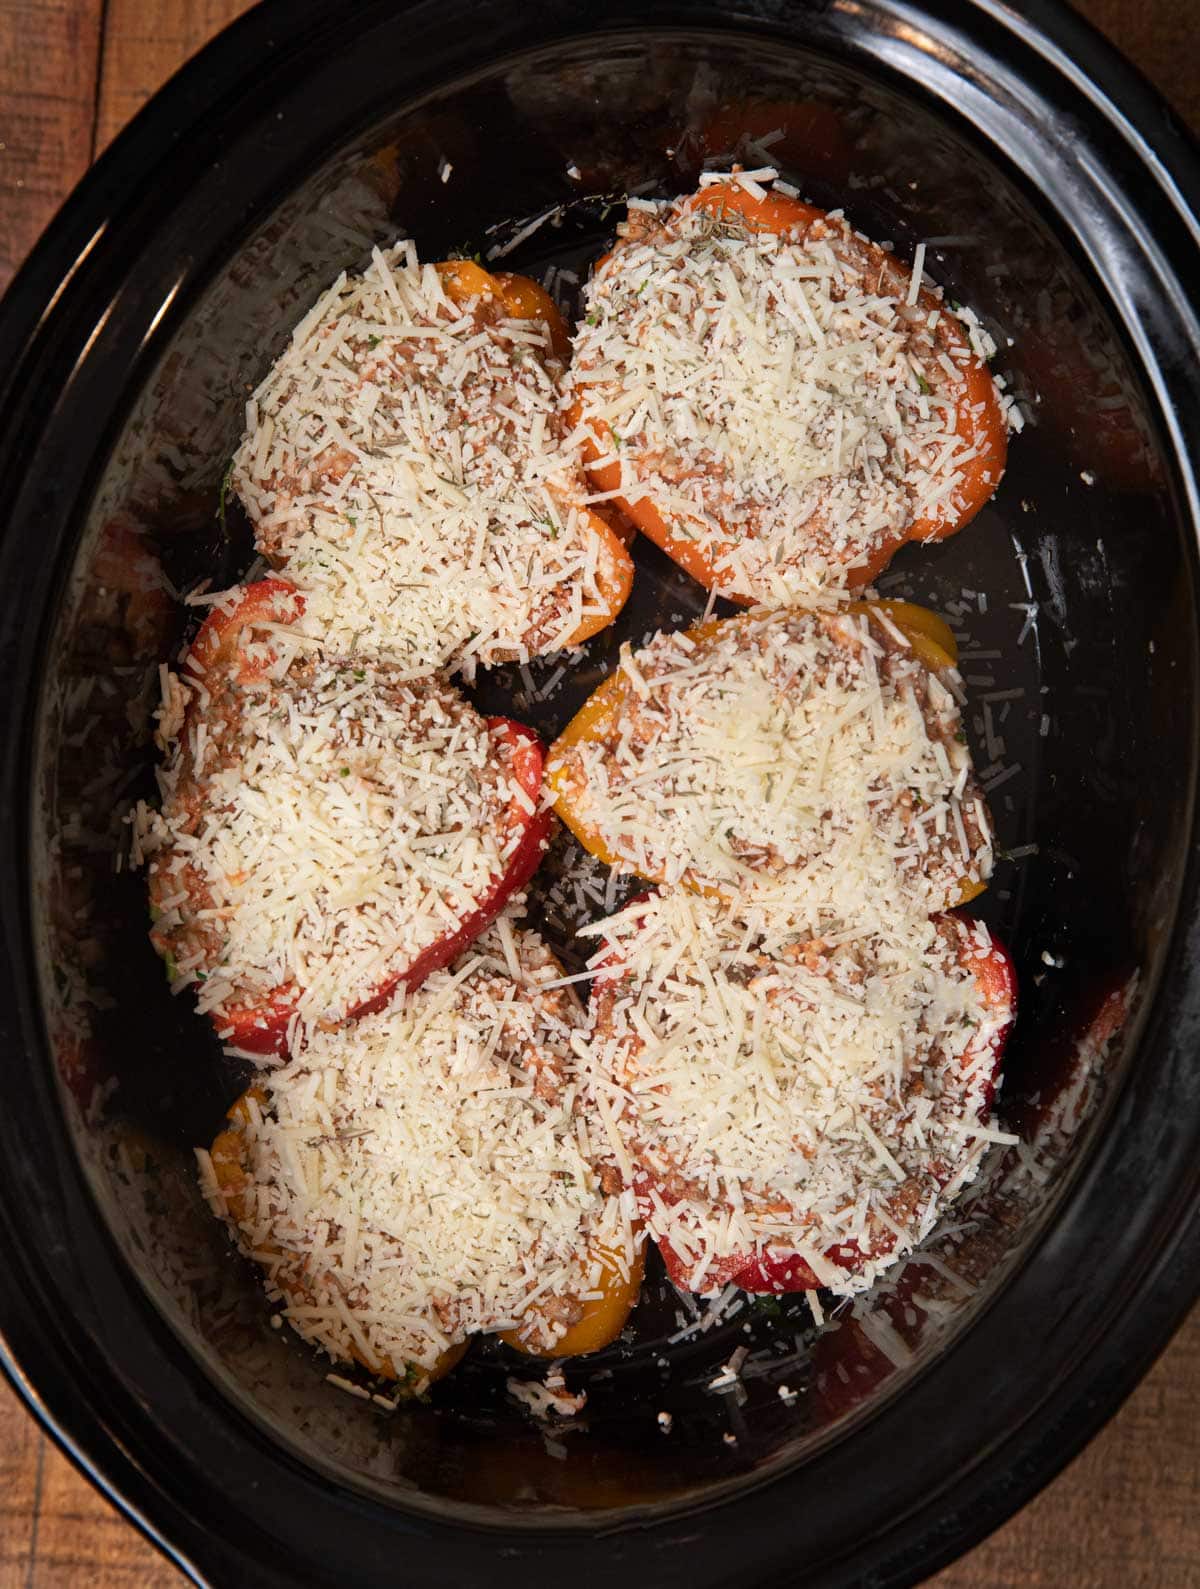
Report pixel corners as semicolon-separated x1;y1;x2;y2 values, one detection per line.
586;311;599;327
916;373;930;396
216;458;234;534
340;767;351;777
367;333;382;349
346;512;357;528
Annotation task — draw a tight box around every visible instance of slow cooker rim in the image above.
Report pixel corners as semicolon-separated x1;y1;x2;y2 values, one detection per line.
1;2;1200;1585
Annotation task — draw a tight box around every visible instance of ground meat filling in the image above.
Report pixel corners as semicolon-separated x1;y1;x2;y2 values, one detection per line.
137;653;523;1033
233;242;620;670
571;194;998;602
587;894;1010;1297
200;925;638;1375
549;607;992;916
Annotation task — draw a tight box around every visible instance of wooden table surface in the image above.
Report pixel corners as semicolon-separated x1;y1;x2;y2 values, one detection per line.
0;1;1197;1584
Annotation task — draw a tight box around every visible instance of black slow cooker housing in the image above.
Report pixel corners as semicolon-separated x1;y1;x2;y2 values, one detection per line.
1;3;1199;1585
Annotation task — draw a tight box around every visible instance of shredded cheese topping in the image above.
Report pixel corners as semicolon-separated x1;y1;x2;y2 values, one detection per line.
587;892;1011;1297
571;178;1001;603
550;607;992;915
233;242;620;672
135;640;528;1031
199;923;638;1376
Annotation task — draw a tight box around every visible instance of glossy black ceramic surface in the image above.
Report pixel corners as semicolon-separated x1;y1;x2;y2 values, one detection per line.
1;2;1199;1585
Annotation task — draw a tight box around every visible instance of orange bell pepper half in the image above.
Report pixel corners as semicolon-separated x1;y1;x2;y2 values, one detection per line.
547;600;984;904
436;260;634;647
576;183;1007;600
210;1090;468;1387
436;258;571;361
499;1232;645;1359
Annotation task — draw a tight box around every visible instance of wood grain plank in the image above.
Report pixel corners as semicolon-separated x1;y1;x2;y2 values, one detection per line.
94;0;253;153
0;0;104;294
0;1375;43;1588
25;1418;181;1589
1076;0;1198;125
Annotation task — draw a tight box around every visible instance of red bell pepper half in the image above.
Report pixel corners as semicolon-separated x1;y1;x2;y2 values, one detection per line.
161;580;553;1057
600;908;1016;1297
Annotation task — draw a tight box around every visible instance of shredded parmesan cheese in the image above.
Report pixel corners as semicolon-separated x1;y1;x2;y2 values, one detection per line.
136;642;532;1031
587;893;1012;1298
232;242;623;672
570;182;1005;604
207;922;636;1375
550;606;992;914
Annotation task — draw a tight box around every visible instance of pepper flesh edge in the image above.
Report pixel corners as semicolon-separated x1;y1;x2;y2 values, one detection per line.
498;1235;645;1358
210;1089;468;1388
